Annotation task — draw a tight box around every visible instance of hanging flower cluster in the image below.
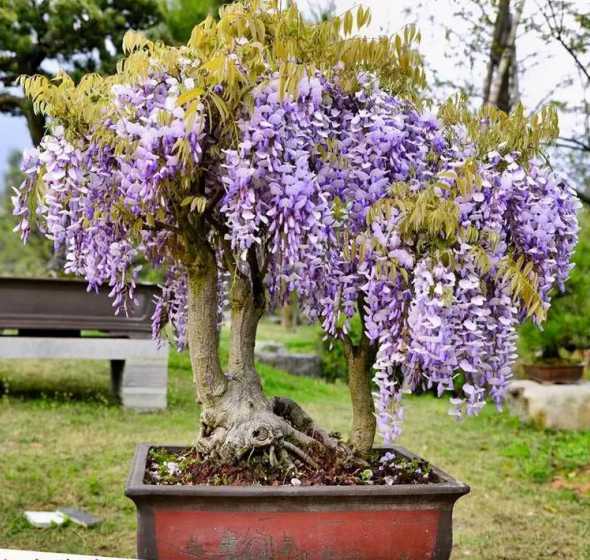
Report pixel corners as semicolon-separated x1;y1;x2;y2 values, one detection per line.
221;74;334;301
13;1;578;442
13;69;205;334
218;73;579;441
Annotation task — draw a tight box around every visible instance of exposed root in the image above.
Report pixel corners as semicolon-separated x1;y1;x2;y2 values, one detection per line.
272;396;339;450
187;376;386;485
269;445;278;468
282;441;320;470
196;381;352;475
279;447;296;473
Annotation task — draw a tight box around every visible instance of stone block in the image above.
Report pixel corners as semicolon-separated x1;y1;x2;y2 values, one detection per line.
506;380;590;430
0;336;168;411
255;340;322;378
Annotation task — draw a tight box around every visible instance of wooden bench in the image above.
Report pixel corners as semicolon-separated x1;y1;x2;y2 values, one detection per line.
0;277;168;410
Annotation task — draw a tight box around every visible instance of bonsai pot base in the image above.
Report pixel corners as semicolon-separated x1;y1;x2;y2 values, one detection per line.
126;443;469;560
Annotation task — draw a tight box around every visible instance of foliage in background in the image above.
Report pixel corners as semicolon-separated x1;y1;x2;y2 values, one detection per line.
0;150;53;276
0;0;165;145
319;315;362;382
158;0;232;44
518;208;590;361
402;0;590;202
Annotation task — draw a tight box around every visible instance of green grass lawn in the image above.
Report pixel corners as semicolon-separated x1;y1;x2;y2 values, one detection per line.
0;321;589;559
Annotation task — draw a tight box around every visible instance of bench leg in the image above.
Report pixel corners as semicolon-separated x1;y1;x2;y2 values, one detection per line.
119;357;168;411
110;360;125;400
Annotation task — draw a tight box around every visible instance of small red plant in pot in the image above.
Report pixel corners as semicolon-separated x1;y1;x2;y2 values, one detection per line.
14;1;578;558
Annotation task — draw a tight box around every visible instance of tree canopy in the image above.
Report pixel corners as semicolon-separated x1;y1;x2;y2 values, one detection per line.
13;0;578;446
161;0;233;44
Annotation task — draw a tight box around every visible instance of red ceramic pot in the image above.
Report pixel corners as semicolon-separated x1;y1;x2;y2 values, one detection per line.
126;443;469;560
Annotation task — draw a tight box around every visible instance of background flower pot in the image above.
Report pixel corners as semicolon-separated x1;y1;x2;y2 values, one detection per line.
126;443;469;560
523;363;584;384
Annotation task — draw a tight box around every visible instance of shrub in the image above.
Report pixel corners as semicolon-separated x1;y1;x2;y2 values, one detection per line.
319;316;363;382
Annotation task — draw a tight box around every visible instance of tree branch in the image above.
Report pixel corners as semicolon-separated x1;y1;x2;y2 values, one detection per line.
341;332;354;359
552;31;590;84
574;189;590;206
0;92;24;111
247;245;266;309
556;136;590;152
204;183;225;215
543;0;590;84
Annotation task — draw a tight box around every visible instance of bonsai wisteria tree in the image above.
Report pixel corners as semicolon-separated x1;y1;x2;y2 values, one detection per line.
14;0;578;464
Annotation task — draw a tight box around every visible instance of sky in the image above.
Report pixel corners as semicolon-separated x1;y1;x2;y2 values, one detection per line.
0;115;30;185
1;0;588;188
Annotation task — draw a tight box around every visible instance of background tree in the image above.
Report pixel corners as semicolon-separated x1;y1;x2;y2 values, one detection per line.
160;0;233;44
0;0;164;145
539;1;590;199
403;0;590;201
482;0;525;112
540;0;590;150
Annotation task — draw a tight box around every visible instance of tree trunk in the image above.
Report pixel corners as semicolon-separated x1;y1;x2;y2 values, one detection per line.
186;245;227;406
483;0;525;113
281;301;295;330
23;103;46;147
344;332;377;456
281;293;298;331
191;260;336;462
227;270;265;382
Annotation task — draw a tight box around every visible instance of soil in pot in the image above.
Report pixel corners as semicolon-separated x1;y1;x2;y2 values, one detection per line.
145;446;439;487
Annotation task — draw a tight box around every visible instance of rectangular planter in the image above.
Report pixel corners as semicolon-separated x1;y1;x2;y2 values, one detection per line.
0;277;158;336
126;443;469;560
523;363;584;384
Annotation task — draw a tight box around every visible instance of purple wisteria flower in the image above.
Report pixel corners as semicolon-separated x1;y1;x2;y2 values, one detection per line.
13;62;579;444
221;72;578;443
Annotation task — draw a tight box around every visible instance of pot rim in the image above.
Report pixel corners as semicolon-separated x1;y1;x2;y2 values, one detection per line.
125;443;470;499
523;362;585;369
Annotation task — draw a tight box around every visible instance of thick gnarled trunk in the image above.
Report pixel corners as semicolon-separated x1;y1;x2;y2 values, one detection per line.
187;259;335;463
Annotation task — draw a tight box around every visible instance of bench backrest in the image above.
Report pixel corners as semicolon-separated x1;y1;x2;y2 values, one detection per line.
0;277;158;337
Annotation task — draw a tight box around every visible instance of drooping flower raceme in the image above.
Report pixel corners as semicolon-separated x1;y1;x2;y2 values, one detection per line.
13;70;205;337
218;72;578;442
